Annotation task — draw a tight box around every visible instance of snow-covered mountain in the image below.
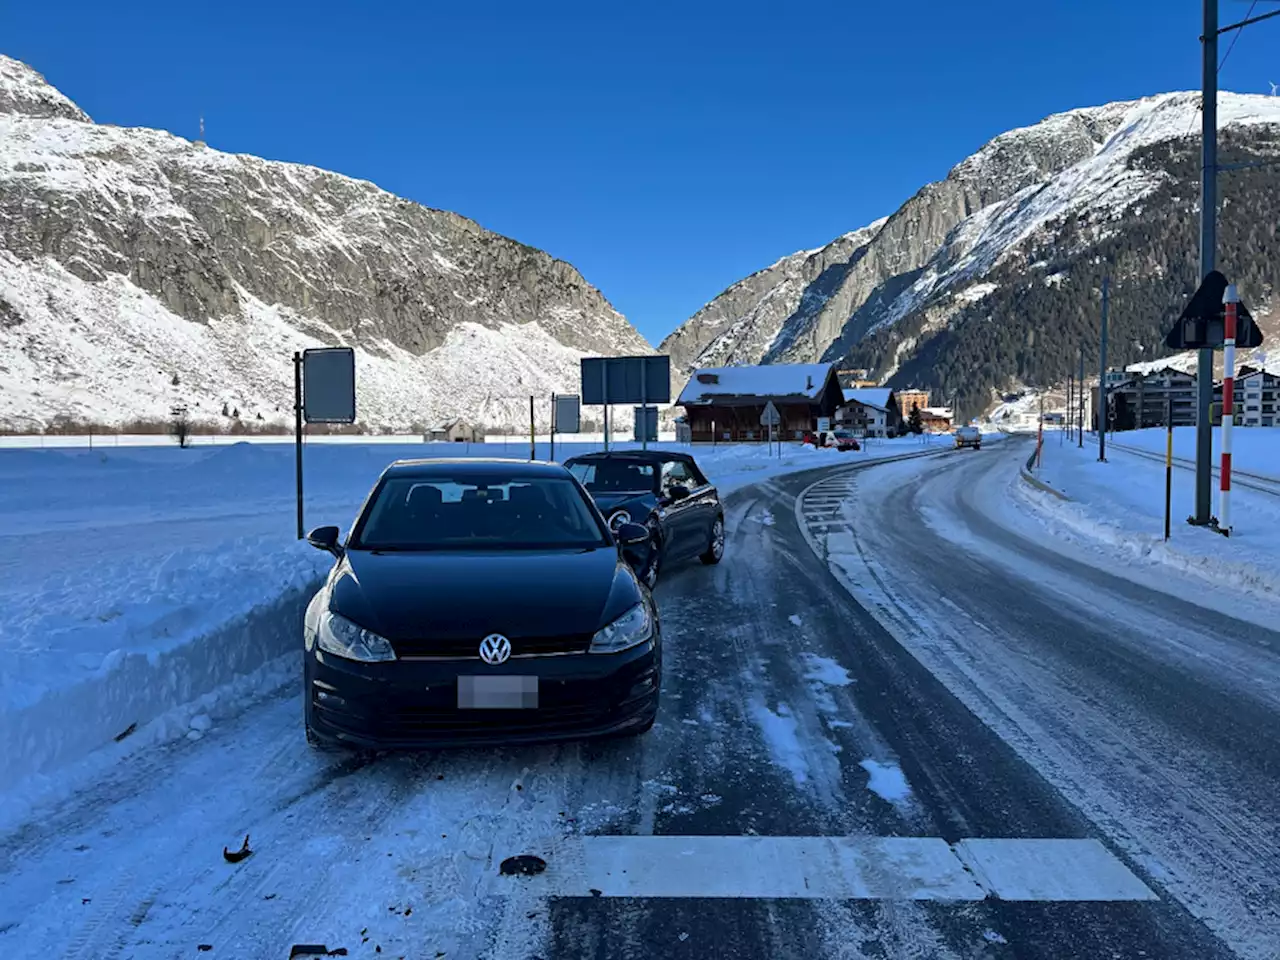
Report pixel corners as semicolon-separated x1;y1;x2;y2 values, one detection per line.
663;92;1280;416
0;56;651;432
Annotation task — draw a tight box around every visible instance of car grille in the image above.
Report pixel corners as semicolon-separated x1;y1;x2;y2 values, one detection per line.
391;634;592;660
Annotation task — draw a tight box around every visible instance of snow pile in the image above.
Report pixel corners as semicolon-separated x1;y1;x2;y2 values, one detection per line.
1018;428;1280;599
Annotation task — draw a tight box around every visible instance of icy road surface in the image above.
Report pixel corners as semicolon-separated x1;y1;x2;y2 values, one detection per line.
0;447;1273;958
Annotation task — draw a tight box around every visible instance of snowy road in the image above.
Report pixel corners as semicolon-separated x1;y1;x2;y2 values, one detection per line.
1;448;1273;958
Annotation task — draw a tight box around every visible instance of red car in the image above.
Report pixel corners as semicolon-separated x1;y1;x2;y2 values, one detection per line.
804;430;861;451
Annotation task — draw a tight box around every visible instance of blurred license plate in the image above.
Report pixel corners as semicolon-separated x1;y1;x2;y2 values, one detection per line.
457;676;538;709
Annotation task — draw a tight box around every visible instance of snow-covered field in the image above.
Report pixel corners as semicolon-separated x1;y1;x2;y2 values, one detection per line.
1018;427;1280;600
0;434;951;828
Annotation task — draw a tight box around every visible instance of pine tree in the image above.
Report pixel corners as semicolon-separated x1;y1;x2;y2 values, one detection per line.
908;403;924;434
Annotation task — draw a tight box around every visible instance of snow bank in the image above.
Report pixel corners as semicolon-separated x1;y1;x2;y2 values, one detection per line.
1018;429;1280;600
0;435;938;797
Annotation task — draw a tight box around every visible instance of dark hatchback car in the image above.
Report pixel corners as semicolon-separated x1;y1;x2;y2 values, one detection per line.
563;450;724;589
302;458;660;750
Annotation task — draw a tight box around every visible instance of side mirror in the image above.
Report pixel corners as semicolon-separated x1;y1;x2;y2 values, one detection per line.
667;484;691;502
306;525;344;558
614;521;649;546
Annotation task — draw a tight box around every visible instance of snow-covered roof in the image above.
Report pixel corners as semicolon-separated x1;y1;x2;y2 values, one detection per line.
677;363;835;405
841;387;893;412
922;406;953;418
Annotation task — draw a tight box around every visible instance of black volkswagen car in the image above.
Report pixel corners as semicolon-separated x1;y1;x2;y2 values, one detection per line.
301;458;660;749
563;450;724;588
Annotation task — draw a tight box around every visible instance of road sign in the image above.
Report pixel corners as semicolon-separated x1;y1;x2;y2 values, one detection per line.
761;401;781;426
581;356;671;406
634;406;658;443
301;347;356;423
554;394;580;434
816;416;831;433
1164;271;1263;350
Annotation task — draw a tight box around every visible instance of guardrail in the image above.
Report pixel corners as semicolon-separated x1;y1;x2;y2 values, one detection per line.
1018;444;1071;500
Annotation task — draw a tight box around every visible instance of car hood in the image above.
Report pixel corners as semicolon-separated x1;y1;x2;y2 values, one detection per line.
329;546;640;641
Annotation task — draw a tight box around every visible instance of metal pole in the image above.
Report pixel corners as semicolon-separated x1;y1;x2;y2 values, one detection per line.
1194;0;1218;524
1165;394;1174;541
640;370;648;451
1219;283;1239;534
1078;345;1085;447
1037;392;1044;470
1098;276;1109;461
1067;372;1073;440
550;393;556;463
529;395;535;461
601;362;609;452
294;351;304;540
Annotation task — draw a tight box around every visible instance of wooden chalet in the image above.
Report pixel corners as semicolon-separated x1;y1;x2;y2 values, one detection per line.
676;363;844;442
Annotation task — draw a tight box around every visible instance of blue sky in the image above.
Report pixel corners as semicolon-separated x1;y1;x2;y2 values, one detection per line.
3;1;1277;345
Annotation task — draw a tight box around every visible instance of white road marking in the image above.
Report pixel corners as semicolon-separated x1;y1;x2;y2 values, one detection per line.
488;836;1155;902
955;838;1158;901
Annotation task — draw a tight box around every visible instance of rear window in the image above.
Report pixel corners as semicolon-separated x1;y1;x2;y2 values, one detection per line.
351;473;610;550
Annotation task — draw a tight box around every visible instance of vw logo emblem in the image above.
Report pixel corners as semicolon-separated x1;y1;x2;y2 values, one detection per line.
479;634;512;665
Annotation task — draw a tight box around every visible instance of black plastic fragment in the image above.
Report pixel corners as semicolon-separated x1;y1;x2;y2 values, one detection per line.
499;854;547;876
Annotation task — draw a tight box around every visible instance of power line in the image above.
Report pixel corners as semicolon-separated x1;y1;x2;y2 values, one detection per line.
1218;0;1258;71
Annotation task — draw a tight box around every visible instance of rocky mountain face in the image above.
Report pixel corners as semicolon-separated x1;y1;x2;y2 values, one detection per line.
662;93;1280;417
0;56;650;432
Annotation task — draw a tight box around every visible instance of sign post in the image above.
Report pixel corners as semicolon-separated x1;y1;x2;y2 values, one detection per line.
550;393;556;464
761;400;781;456
295;347;356;539
1165;394;1173;542
1217;283;1240;535
1164;269;1262;526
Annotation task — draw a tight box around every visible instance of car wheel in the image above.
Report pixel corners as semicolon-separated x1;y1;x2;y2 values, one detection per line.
700;515;725;565
641;532;662;589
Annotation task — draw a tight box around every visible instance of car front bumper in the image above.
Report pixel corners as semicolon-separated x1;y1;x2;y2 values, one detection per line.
304;636;660;749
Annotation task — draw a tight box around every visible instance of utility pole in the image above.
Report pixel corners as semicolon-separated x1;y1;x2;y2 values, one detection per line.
1078;344;1085;447
1194;0;1218;524
1066;372;1073;440
1098;276;1109;461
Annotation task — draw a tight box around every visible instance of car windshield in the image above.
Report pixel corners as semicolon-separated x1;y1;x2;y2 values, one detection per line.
567;459;658;494
351;473;611;550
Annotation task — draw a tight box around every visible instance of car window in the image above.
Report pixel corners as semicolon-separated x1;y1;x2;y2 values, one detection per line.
567;459;657;494
662;460;693;488
351;473;610;550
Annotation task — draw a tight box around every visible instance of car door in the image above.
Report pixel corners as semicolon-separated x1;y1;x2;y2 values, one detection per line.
681;458;719;552
659;459;700;558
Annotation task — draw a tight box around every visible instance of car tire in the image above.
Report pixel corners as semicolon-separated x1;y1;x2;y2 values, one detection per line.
699;515;725;565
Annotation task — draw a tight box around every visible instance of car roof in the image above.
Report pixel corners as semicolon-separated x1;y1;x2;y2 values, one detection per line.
564;450;696;466
381;458;571;480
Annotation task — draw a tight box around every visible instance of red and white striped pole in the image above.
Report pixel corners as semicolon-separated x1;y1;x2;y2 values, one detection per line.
1219;282;1239;535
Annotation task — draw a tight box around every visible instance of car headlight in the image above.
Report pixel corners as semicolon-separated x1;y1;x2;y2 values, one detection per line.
589;602;653;654
316;611;397;662
608;509;631;532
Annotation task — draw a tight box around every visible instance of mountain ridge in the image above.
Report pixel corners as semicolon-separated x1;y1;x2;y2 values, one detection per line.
0;55;650;432
663;91;1280;416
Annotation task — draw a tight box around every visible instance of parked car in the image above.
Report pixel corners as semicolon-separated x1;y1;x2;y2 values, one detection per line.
564;450;725;589
831;429;861;451
955;426;982;450
301;458;660;750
